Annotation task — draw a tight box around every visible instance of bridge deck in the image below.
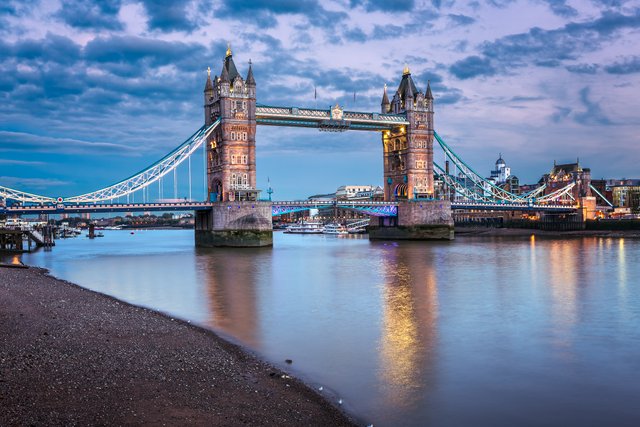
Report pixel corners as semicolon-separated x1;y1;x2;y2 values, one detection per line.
1;200;577;216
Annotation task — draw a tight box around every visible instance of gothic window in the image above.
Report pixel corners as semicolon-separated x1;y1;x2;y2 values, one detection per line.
231;155;236;164
230;132;236;141
231;173;236;185
242;174;248;186
241;155;248;164
394;138;400;151
243;132;247;141
236;101;243;111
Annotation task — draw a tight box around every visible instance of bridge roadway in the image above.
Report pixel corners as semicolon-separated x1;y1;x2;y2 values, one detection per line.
1;200;576;216
255;105;409;131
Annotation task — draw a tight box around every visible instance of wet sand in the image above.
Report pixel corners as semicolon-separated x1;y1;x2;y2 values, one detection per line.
0;267;356;426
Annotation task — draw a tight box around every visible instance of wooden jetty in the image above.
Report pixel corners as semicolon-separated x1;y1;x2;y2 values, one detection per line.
0;226;55;252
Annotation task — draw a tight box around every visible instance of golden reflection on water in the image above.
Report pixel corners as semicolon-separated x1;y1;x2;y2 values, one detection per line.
199;250;260;347
618;239;626;290
378;245;438;408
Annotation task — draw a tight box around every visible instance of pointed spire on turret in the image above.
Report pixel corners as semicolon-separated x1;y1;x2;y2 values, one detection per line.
204;66;213;92
246;59;255;86
381;83;390;104
226;42;232;58
220;59;229;83
404;77;414;100
426;80;433;100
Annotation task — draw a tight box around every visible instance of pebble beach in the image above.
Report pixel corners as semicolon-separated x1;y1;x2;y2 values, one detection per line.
0;266;356;426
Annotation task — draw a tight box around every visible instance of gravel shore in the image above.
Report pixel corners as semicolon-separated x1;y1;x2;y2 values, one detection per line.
0;266;357;426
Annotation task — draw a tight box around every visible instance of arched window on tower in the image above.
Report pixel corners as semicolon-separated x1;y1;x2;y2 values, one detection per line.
242;174;248;186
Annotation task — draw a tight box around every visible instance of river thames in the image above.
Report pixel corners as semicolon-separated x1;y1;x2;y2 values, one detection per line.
16;230;640;426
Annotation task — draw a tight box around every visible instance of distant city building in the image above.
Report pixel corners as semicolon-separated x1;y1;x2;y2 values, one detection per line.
541;160;592;201
488;154;511;185
307;192;335;202
335;185;383;201
612;185;640;211
503;175;520;195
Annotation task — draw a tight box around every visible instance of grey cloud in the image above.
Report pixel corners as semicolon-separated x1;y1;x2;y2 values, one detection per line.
349;0;415;12
0;131;143;155
550;106;572;123
216;0;348;28
141;0;198;32
449;55;495;79
448;14;475;26
0;159;45;166
605;56;640;74
566;63;600;74
574;87;612;126
542;0;577;18
0;176;71;189
55;0;123;30
449;10;640;79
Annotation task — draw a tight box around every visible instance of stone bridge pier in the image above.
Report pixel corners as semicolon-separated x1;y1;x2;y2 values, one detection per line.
195;201;273;247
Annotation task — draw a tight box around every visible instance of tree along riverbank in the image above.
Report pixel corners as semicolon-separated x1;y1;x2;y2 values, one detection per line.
0;267;356;426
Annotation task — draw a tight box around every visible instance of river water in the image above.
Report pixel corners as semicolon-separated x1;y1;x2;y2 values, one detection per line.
14;230;640;426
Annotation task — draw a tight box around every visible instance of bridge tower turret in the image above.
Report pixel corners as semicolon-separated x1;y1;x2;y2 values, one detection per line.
204;45;258;203
382;66;434;201
196;45;272;248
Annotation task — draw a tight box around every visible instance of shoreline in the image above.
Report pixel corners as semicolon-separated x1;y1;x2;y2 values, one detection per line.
0;266;358;426
454;226;640;238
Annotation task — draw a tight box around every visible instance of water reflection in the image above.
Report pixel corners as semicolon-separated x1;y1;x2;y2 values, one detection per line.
196;247;265;348
378;244;438;410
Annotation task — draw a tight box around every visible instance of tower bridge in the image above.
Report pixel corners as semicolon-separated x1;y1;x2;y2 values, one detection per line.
1;46;593;247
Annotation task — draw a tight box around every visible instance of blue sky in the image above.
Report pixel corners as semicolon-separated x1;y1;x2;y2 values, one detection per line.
1;0;639;201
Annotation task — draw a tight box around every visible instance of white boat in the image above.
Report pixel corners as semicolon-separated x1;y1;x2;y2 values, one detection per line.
284;221;324;234
323;223;348;235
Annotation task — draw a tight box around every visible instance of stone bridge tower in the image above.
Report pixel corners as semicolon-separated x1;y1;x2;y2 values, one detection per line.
381;66;434;201
204;45;258;202
371;66;453;240
197;46;272;248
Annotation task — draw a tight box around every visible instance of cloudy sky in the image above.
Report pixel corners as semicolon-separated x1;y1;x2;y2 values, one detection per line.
1;0;639;201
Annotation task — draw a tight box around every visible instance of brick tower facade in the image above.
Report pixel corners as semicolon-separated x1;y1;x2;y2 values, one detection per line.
381;67;434;201
203;46;258;202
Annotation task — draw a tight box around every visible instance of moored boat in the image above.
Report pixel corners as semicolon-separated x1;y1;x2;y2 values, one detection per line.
322;223;348;235
284;221;324;234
